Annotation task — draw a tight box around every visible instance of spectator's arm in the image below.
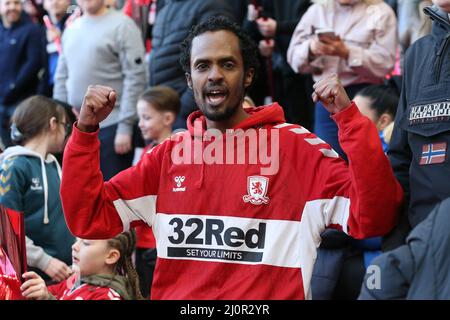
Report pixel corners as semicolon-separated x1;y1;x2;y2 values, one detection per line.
53;47;69;102
116;17;147;136
345;4;398;78
286;6;318;74
0;159;26;212
25;236;52;271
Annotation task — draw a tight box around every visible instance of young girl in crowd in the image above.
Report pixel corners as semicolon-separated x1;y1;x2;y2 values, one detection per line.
20;231;143;300
354;84;398;153
0;96;74;284
135;86;180;298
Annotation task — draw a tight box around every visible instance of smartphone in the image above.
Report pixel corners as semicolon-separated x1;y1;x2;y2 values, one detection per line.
316;29;337;41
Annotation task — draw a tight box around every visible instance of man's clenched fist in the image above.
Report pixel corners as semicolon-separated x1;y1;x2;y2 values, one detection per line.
312;74;351;114
77;85;117;132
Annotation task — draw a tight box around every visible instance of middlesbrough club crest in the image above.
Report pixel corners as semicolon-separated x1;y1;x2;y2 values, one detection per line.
243;176;270;205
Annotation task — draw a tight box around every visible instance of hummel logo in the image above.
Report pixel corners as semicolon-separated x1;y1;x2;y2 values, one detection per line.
173;176;186;192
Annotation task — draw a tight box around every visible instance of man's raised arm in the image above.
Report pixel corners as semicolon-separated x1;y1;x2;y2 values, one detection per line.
309;75;404;238
60;86;161;239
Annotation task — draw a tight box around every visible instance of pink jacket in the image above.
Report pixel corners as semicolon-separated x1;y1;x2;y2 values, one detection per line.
287;0;398;87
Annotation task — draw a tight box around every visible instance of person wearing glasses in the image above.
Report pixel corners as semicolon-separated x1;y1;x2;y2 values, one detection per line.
0;95;75;285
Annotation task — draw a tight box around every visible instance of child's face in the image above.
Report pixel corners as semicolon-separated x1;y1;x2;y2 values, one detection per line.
71;238;114;276
137;100;170;141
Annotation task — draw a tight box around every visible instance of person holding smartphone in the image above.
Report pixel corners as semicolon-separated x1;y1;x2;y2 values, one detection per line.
288;0;398;159
287;0;398;300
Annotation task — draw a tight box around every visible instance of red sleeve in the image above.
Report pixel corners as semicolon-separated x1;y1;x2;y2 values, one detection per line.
333;102;403;238
60;124;163;239
294;102;403;239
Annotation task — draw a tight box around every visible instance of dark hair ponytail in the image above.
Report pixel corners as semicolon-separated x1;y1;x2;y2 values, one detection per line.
107;230;144;300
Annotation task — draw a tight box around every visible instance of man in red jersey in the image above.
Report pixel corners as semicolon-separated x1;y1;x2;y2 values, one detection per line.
60;16;403;300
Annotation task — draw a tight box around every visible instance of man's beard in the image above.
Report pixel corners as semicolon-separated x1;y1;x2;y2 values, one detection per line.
202;102;240;122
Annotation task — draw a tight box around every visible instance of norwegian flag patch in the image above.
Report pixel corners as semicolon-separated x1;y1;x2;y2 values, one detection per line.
419;142;447;165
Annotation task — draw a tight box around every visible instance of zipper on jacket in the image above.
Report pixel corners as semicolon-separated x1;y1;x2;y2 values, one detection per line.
436;32;450;83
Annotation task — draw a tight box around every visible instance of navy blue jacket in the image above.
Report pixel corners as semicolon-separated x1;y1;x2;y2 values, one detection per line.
0;13;46;105
359;197;450;299
388;6;450;230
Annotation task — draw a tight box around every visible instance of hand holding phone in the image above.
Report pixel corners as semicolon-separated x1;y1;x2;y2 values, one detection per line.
316;28;338;42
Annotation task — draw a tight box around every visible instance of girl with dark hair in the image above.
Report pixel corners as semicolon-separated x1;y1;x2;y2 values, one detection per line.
0;95;74;284
354;84;399;151
20;231;144;300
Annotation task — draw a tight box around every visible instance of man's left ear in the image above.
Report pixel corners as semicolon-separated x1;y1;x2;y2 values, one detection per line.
244;68;255;89
105;249;120;266
186;73;193;90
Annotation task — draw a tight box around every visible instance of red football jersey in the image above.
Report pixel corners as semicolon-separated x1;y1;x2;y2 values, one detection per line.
61;103;403;299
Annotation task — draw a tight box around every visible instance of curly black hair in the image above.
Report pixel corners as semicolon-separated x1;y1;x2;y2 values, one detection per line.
180;16;260;77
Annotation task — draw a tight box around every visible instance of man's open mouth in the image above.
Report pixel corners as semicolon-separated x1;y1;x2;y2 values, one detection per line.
206;89;228;106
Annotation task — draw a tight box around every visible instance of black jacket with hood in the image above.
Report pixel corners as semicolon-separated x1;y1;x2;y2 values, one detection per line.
386;5;450;247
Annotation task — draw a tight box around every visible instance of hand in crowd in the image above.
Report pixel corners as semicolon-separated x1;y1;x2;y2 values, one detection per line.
46;26;61;43
259;39;275;57
256;17;277;38
44;258;73;282
310;36;349;59
114;133;132;154
21;272;51;300
312;74;351;114
78;85;117;133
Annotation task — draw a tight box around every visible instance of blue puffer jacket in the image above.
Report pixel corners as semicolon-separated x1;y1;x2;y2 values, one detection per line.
359;197;450;299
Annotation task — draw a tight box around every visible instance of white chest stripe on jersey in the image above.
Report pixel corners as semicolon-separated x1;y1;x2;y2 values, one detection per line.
299;196;350;299
154;213;303;268
113;195;157;231
273;123;293;129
